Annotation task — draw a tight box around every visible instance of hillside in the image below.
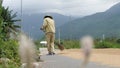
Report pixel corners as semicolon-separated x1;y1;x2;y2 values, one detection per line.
59;2;120;39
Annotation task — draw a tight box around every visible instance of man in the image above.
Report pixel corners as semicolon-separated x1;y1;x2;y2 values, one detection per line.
40;15;55;55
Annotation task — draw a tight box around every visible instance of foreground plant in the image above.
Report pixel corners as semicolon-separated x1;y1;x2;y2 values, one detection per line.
80;36;94;68
18;34;39;68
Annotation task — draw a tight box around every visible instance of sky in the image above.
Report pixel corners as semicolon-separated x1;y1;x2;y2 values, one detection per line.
2;0;120;17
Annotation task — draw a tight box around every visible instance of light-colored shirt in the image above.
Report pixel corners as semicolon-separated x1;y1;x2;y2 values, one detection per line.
42;18;55;33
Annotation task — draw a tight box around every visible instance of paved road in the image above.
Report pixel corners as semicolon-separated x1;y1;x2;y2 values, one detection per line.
40;55;118;68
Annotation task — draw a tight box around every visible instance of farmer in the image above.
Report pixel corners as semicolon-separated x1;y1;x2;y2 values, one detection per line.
40;15;56;55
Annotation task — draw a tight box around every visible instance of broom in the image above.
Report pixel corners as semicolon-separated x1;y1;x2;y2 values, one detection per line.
54;42;64;51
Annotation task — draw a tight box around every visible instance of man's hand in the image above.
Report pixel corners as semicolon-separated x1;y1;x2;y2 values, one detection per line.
40;27;43;30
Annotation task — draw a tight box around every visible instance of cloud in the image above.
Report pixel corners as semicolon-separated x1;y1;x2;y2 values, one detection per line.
2;0;120;17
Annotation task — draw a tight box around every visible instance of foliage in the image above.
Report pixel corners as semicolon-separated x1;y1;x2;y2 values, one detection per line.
0;2;20;68
58;40;80;49
95;42;120;48
0;39;20;67
0;2;20;67
0;3;3;39
1;6;20;40
116;39;120;44
35;39;80;49
0;2;21;67
35;37;120;49
0;64;19;68
95;38;120;48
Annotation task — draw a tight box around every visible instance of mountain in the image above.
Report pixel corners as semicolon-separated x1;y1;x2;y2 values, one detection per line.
59;2;120;39
18;13;74;39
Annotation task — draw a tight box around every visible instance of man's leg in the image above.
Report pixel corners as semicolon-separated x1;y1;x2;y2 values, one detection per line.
46;33;52;54
50;33;55;54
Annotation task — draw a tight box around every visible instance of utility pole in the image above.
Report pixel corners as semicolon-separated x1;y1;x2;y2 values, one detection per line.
21;0;22;16
69;14;72;40
102;34;105;40
58;29;61;44
20;0;22;31
102;34;105;46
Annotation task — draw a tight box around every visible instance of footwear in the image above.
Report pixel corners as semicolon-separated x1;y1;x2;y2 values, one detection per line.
52;52;55;55
47;52;55;55
47;53;53;55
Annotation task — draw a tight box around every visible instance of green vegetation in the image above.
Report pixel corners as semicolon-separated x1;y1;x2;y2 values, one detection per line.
95;38;120;48
1;6;20;40
62;38;120;49
0;1;21;68
0;1;120;68
0;39;20;68
95;41;120;48
60;40;80;49
34;39;80;49
35;38;120;49
0;63;19;68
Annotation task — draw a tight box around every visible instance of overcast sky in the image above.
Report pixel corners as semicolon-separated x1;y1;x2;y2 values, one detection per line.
2;0;120;17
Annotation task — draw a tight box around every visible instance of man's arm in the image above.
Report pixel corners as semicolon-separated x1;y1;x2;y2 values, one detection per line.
40;19;47;31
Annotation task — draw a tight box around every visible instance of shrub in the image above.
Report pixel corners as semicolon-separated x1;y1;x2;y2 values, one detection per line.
0;39;20;67
116;39;120;44
62;40;80;49
95;41;120;48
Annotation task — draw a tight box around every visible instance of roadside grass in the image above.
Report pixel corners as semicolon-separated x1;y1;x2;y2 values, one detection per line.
0;39;20;68
0;64;20;68
35;39;120;49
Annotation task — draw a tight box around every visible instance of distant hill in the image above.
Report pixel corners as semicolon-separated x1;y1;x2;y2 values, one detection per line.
59;2;120;39
19;13;74;39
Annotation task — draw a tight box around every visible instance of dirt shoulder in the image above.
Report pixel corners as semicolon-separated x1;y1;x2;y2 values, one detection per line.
58;49;120;67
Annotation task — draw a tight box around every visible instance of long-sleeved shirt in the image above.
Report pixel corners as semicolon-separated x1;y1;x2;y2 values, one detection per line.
42;18;55;33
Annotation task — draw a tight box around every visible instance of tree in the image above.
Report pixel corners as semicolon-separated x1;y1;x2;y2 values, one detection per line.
0;1;3;39
0;1;21;67
1;6;21;40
